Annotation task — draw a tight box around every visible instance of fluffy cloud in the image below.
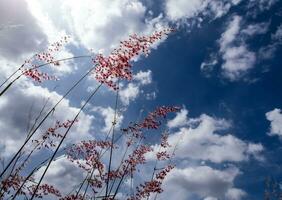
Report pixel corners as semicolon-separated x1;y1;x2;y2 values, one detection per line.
119;70;153;105
165;0;207;21
241;22;269;36
221;45;256;80
0;80;94;157
0;0;47;61
0;0;166;157
119;83;140;106
167;108;189;128
25;0;166;54
133;70;152;85
201;15;270;81
165;0;241;22
0;0;79;78
225;188;246;200
159;166;245;200
248;0;279;11
34;156;86;195
172;115;262;163
91;106;124;133
266;108;282;138
220;16;241;49
148;109;264;163
219;16;256;80
148;108;258;200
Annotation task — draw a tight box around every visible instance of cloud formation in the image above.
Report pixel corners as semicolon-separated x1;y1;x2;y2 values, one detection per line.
25;0;166;54
0;0;47;60
201;16;272;81
160;166;245;200
165;0;242;22
266;108;282;139
119;70;153;105
0;81;94;157
165;110;264;163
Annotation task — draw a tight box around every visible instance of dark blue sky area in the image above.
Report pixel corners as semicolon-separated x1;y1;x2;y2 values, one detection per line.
129;1;282;198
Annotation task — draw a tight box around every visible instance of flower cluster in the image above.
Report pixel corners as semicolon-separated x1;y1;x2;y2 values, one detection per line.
67;140;112;173
21;36;70;83
128;165;174;200
32;119;78;149
0;174;25;198
67;140;113;194
59;194;84;200
35;36;70;64
93;28;174;90
155;165;174;180
156;151;170;161
122;106;180;138
22;69;57;83
107;145;153;180
156;133;171;161
160;133;170;148
0;175;61;199
28;183;62;198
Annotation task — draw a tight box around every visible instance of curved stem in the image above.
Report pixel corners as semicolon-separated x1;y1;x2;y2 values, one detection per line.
29;83;102;200
0;55;91;97
10;154;65;200
0;64;23;89
0;65;96;179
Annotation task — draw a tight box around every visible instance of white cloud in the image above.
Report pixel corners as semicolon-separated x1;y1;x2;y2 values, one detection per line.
225;188;246;200
92;106;123;133
149;112;263;163
219;16;256;80
34;156;86;195
0;0;78;78
201;15;259;81
248;0;278;11
165;0;241;22
241;22;269;36
0;0;163;157
133;70;152;85
219;16;241;50
25;0;166;54
201;16;272;80
119;70;154;105
266;108;282;138
119;83;140;106
0;0;47;61
221;46;256;80
167;108;189;128
159;166;245;200
204;197;218;200
0;81;94;157
165;0;207;21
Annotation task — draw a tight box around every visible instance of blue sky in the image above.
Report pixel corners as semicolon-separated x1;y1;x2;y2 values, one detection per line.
0;0;282;199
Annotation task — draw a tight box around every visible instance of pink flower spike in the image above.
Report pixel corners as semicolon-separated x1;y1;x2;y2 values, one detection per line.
93;28;174;89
